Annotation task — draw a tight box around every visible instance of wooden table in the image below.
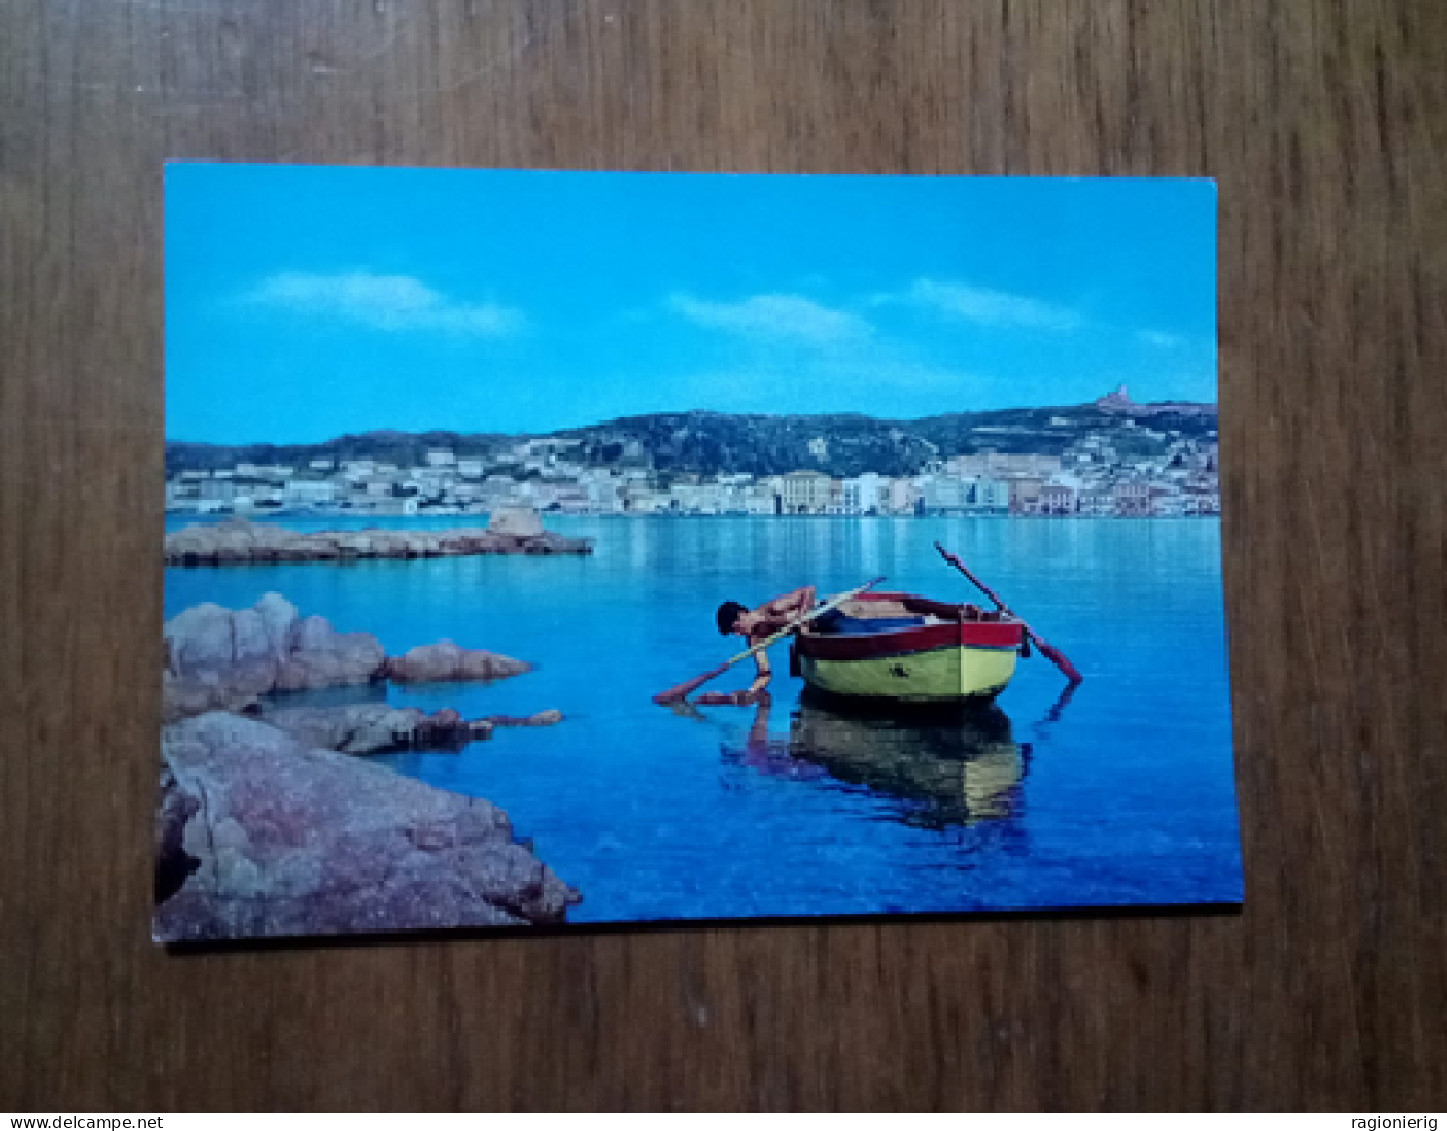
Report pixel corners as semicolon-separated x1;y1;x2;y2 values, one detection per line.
2;0;1443;1111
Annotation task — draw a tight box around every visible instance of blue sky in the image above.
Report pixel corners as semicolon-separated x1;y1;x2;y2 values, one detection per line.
165;165;1216;443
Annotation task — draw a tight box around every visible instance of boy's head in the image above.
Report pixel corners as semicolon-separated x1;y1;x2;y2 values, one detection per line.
715;600;749;636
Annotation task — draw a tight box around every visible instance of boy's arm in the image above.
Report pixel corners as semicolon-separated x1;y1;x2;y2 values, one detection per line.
748;648;772;692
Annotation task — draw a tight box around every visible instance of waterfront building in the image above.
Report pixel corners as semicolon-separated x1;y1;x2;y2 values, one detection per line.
920;475;970;515
585;475;624;513
626;488;669;514
1078;486;1109;517
842;472;886;515
198;478;237;504
1008;476;1044;515
368;497;420;516
1184;488;1220;516
553;487;591;513
973;476;1009;514
1114;480;1152;517
1039;482;1078;516
781;471;833;514
888;477;920;516
745;485;779;515
1151;487;1187;516
479;476;520;506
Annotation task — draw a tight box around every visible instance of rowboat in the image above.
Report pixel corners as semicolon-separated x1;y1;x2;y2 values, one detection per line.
790;590;1026;707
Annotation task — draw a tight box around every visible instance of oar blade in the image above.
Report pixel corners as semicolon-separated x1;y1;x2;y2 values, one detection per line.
1035;639;1084;685
652;663;729;705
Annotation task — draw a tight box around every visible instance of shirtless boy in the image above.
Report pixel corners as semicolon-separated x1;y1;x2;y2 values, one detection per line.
713;585;818;700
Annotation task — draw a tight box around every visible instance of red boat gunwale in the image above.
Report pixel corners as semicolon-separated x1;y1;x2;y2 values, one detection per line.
798;591;1025;663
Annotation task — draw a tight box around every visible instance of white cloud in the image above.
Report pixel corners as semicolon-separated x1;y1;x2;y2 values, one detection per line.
668;292;871;343
882;279;1083;332
1137;329;1186;348
243;271;523;335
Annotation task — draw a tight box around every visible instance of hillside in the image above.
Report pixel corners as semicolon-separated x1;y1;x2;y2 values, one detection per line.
166;399;1217;479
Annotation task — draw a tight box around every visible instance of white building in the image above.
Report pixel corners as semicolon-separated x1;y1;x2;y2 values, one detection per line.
842;473;886;515
1079;486;1114;516
425;448;456;467
283;479;338;506
920;475;970;515
745;484;778;515
480;477;521;507
888;478;919;515
973;476;1009;513
198;479;237;503
585;475;624;513
781;471;833;514
627;490;669;514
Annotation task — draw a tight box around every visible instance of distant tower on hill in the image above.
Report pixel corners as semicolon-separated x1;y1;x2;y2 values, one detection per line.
1096;383;1133;411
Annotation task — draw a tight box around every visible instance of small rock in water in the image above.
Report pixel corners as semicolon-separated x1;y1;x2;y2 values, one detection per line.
386;640;530;683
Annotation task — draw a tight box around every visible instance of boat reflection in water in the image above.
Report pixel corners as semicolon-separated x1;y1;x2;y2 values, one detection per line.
723;690;1029;832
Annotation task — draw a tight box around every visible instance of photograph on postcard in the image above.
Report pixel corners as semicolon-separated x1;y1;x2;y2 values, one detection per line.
156;166;1240;940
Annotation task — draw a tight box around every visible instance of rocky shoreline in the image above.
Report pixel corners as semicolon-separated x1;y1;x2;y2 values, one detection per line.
164;516;591;566
155;592;578;939
156;713;580;939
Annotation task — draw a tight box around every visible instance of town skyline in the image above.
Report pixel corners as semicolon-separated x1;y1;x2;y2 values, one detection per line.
165;383;1220;521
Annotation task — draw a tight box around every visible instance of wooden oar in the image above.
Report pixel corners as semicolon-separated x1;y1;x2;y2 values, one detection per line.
933;541;1083;685
652;576;886;705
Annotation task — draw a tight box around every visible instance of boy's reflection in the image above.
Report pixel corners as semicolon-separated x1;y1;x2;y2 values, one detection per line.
687;690;830;781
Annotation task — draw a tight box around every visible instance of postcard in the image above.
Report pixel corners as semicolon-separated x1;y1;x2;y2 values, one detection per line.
156;165;1240;941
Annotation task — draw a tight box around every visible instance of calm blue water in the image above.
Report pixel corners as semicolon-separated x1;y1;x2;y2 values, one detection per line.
164;515;1243;922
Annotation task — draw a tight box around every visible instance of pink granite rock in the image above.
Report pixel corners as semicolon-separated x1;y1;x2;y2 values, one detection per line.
153;713;579;941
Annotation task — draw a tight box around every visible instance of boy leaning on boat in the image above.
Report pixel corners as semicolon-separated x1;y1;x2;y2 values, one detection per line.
712;585;818;704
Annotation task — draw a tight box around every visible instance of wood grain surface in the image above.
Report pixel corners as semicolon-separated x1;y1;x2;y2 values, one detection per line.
3;0;1445;1112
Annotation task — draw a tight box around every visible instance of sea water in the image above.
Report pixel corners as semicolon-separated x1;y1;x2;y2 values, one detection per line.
163;515;1243;922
